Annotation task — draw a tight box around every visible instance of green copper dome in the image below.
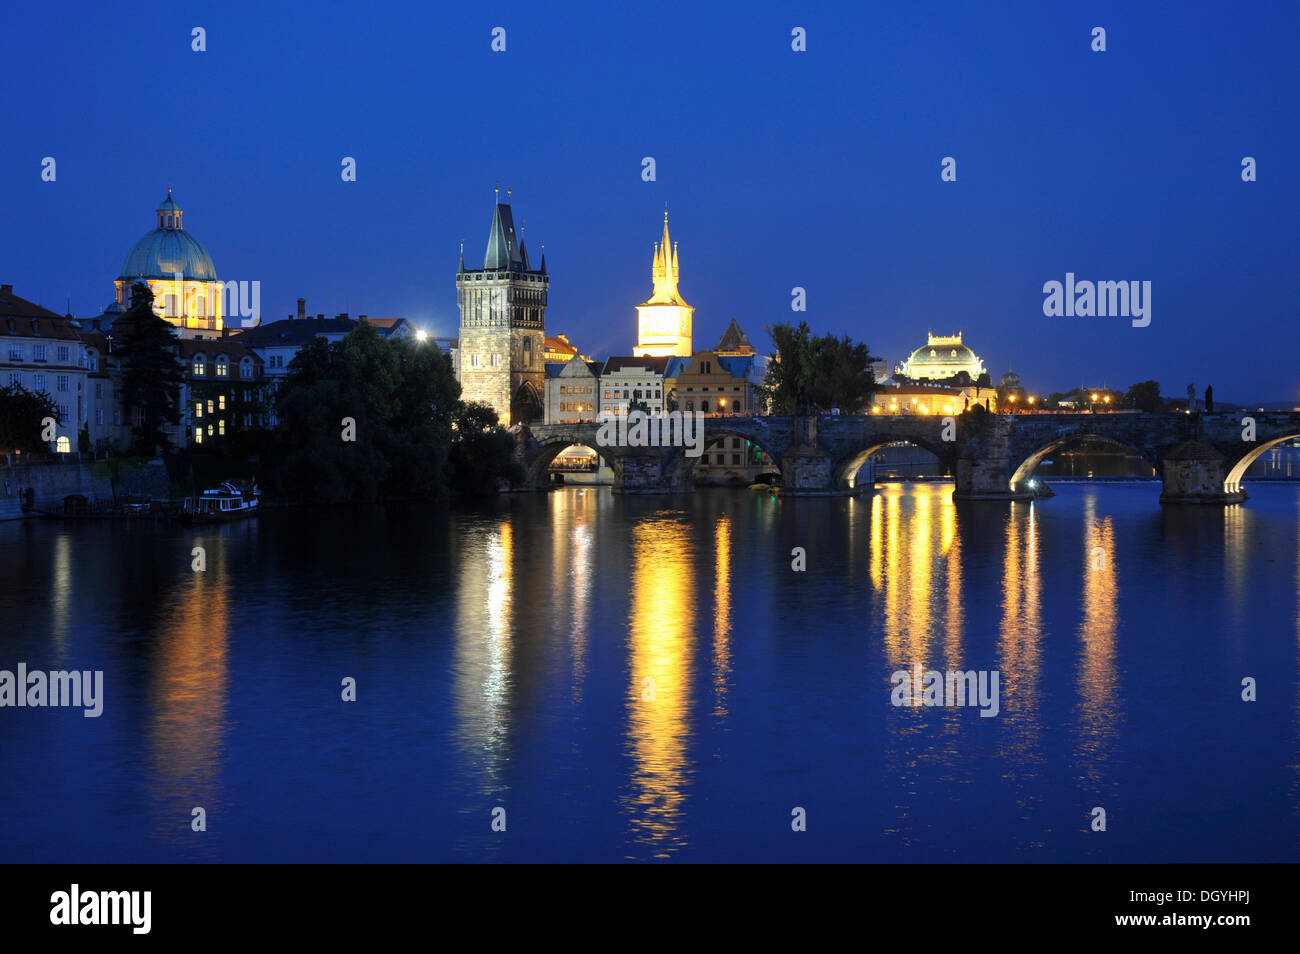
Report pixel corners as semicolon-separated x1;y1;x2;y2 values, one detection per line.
117;193;218;282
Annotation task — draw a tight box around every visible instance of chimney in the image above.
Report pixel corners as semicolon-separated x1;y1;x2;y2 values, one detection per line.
359;314;367;321
0;284;11;295
297;298;306;320
317;314;324;320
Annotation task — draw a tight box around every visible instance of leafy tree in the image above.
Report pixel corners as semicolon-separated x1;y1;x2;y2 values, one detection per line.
448;401;522;496
270;325;476;503
0;384;59;452
117;282;184;456
762;321;881;414
1124;380;1164;412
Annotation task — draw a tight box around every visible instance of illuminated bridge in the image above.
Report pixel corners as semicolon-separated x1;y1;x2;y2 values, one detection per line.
517;411;1300;503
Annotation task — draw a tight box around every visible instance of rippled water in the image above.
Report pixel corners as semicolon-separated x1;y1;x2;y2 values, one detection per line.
1;482;1297;862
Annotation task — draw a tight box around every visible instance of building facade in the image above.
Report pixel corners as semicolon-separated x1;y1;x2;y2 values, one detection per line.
456;200;548;426
600;356;671;417
545;355;601;424
0;285;89;452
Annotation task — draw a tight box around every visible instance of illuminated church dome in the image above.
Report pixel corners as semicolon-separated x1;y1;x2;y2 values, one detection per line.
118;192;217;281
113;191;225;338
897;332;986;382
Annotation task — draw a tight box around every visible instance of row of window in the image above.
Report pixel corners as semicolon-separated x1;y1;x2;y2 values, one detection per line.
558;385;593;394
559;402;594;412
7;372;74;392
192;355;254;378
191;416;258;443
6;344;74;362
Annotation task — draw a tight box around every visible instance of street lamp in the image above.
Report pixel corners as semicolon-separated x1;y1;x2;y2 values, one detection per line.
1008;393;1017;414
719;397;727;417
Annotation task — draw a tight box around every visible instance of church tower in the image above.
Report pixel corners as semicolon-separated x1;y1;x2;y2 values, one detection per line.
456;194;548;426
634;211;693;358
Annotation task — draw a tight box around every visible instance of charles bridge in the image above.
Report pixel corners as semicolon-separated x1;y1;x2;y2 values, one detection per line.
516;411;1300;504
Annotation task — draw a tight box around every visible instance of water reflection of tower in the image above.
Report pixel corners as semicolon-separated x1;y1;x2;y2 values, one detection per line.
624;515;696;858
453;520;515;797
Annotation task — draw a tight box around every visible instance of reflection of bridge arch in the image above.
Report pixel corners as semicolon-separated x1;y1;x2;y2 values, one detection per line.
834;438;953;491
1224;434;1300;494
1009;434;1159;488
525;439;618;487
661;426;784;487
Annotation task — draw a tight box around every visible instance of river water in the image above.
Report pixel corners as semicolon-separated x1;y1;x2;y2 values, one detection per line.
1;483;1297;862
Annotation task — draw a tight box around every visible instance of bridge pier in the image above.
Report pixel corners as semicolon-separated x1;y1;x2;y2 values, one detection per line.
1159;441;1245;505
952;416;1029;500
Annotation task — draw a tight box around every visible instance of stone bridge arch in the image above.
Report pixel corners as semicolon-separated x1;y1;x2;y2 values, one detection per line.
1223;431;1300;494
659;421;787;488
1007;431;1162;488
831;434;958;491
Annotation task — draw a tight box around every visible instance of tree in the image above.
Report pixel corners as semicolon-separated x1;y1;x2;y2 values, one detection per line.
1123;380;1163;413
0;384;59;452
762;321;881;414
269;324;470;503
117;282;185;456
448;401;522;495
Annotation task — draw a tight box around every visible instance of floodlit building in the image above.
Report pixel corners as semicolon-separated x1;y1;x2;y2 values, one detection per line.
114;191;226;340
895;332;986;383
634;212;693;358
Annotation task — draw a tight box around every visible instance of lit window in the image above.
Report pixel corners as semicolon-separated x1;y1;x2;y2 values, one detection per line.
195;428;203;444
195;402;203;419
216;356;228;377
219;419;225;435
207;400;214;414
193;356;206;376
219;394;225;410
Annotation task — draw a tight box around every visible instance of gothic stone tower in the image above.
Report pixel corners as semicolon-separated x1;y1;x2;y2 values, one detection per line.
456;199;548;425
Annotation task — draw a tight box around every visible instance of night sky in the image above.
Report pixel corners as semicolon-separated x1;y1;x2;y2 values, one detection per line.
4;0;1297;401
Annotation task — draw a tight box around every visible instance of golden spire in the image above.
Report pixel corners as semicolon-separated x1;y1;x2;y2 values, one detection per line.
646;209;682;304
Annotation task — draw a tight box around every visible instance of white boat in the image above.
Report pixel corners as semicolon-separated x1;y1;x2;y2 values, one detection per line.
180;480;260;523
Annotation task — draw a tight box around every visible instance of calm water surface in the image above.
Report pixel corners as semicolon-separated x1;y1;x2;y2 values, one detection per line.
1;483;1298;862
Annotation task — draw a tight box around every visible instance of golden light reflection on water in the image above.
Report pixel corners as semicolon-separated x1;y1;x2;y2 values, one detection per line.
1076;495;1118;788
999;502;1044;841
149;533;230;847
874;484;964;845
873;484;957;671
713;513;732;718
624;514;695;857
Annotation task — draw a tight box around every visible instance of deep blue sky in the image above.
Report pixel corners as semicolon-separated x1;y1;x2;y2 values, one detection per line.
3;1;1297;400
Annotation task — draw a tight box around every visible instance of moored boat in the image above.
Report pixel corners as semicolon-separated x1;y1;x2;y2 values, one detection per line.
180;480;260;523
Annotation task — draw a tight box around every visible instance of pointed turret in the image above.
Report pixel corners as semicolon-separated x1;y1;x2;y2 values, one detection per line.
642;211;686;306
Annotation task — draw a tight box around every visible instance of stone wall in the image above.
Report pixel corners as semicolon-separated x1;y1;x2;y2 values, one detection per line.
0;458;172;520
